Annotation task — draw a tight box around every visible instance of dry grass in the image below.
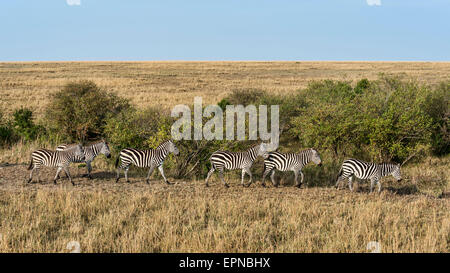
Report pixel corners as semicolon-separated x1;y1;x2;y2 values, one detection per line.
0;61;449;253
1;61;450;117
0;179;448;253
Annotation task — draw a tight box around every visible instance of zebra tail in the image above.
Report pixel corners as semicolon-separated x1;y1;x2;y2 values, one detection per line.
115;155;120;168
27;157;33;170
336;166;343;182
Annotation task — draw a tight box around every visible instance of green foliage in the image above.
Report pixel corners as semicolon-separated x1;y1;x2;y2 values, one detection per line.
104;107;172;151
226;89;267;105
0;111;14;146
217;98;231;111
12;108;43;142
45;81;130;142
421;81;449;155
354;78;370;94
289;77;442;162
290;80;361;158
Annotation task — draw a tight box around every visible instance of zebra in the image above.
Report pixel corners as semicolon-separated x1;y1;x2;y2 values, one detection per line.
205;142;271;188
56;140;111;179
260;148;322;188
115;139;179;184
27;144;85;186
335;158;402;193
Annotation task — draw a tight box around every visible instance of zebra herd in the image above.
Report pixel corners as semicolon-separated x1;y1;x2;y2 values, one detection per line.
27;139;402;193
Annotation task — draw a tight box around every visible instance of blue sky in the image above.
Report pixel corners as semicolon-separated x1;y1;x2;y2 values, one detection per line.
0;0;449;61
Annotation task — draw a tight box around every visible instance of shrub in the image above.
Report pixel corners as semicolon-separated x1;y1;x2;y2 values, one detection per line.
12;108;43;142
0;111;14;146
289;77;441;162
45;81;130;142
226;89;267;105
104;107;173;151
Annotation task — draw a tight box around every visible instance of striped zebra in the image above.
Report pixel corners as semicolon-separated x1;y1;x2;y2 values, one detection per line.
115;140;179;184
27;144;85;185
56;140;111;179
260;148;322;188
205;142;271;188
335;158;402;193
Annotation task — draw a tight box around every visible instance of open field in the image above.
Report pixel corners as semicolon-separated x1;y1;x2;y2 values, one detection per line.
0;62;449;253
1;61;450;117
0;163;448;253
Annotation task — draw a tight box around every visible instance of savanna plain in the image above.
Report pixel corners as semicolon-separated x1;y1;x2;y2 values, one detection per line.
0;61;449;252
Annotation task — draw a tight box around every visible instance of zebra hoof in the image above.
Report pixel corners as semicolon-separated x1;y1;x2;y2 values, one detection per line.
53;180;57;185
261;183;266;188
27;178;32;184
224;184;229;188
146;179;150;184
166;181;173;185
205;183;209;187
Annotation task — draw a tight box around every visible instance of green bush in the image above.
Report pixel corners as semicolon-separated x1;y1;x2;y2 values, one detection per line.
0;111;14;146
45;81;130;142
289;76;443;162
12;108;43;142
226;89;267;105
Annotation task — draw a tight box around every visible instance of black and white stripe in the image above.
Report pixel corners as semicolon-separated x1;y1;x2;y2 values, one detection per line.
27;144;85;185
56;140;111;179
261;148;322;188
205;142;270;188
335;158;402;193
115;140;179;184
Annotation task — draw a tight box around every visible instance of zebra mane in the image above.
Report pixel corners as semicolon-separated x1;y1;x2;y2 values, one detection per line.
156;140;172;150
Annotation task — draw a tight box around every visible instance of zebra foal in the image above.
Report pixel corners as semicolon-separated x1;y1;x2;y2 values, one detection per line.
27;144;85;185
205;142;271;188
261;148;322;188
335;158;402;193
56;140;111;179
115;140;179;184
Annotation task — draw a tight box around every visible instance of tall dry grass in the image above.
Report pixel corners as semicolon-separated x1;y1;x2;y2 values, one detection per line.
1;61;450;117
0;184;448;253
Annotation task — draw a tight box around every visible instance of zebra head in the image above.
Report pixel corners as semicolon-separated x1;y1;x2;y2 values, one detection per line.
310;148;322;166
391;164;402;181
168;140;180;156
100;140;111;158
257;142;271;157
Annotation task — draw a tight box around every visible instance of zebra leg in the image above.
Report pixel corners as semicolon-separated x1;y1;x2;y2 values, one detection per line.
247;169;253;186
348;176;354;192
218;169;229;188
145;164;156;184
296;171;304;188
377;179;382;193
370;178;377;193
124;167;130;183
158;165;172;185
242;168;252;187
241;169;246;186
63;167;74;186
335;176;342;189
54;167;63;185
205;167;215;187
294;171;299;188
261;167;272;187
115;166;121;183
270;170;277;187
83;161;93;179
28;167;36;183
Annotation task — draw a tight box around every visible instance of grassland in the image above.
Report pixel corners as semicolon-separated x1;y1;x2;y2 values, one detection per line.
1;61;450;117
0;62;449;253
